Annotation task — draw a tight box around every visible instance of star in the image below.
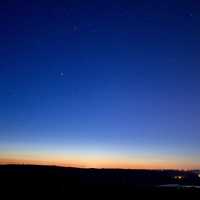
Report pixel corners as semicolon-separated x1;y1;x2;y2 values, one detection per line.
60;72;64;77
90;29;97;33
188;13;193;17
73;25;79;32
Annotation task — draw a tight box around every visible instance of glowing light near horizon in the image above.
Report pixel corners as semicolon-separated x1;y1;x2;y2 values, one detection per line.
174;176;184;180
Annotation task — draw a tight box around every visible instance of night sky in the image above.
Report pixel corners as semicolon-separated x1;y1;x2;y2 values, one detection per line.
0;0;200;169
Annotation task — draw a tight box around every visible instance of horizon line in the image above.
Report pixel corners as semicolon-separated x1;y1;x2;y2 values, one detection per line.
0;163;199;171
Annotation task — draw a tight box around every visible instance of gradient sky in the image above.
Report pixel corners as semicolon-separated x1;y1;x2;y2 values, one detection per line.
0;0;200;169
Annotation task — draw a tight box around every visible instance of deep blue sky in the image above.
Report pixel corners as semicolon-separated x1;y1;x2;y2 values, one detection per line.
0;0;200;168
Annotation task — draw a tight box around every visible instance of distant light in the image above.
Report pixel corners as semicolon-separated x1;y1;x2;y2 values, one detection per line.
174;176;184;180
198;174;200;178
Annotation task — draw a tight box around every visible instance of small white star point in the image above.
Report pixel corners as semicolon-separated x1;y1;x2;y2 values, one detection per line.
188;13;193;17
73;25;79;32
60;72;64;77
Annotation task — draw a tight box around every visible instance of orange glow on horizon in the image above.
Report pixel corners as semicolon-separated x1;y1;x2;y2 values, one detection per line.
0;150;199;170
0;156;199;170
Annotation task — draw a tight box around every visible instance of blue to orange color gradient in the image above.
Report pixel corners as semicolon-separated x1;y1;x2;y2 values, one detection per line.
0;0;200;169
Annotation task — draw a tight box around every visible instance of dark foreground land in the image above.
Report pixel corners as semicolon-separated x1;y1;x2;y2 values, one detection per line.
0;165;200;197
